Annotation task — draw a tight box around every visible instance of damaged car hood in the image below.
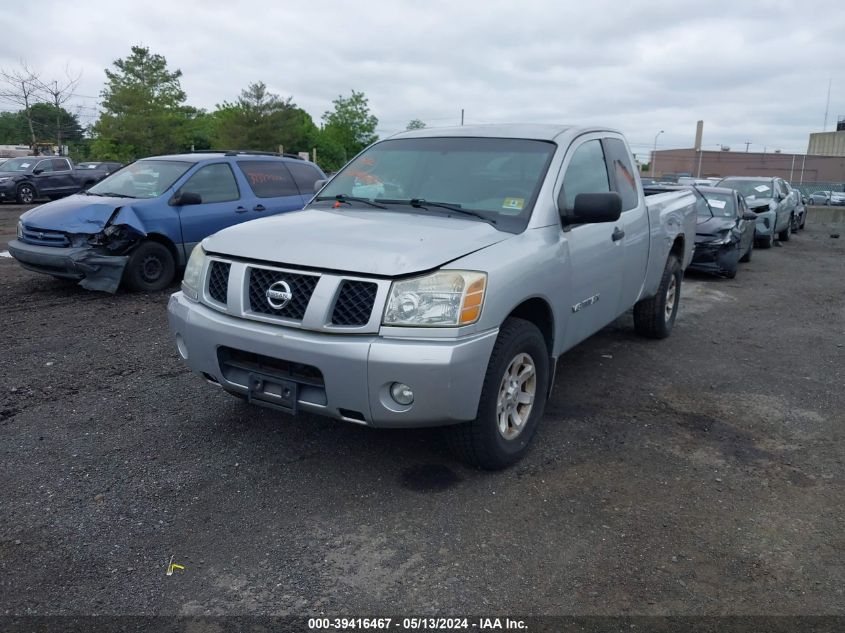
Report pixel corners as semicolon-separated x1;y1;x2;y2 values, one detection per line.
203;207;512;276
19;194;147;235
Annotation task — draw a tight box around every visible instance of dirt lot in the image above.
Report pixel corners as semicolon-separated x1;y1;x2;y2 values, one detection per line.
0;202;843;617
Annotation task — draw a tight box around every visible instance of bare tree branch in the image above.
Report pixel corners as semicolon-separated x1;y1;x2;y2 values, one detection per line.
0;60;43;151
35;65;82;155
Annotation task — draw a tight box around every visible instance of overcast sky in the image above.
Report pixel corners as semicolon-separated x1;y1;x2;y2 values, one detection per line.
1;0;843;159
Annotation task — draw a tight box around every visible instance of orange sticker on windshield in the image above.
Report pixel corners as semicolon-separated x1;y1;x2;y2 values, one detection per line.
503;197;524;210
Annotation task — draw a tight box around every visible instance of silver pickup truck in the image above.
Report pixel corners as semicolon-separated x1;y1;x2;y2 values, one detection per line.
168;124;696;468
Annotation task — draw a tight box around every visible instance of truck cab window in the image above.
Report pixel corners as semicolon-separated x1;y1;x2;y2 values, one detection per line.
602;138;638;211
561;140;610;212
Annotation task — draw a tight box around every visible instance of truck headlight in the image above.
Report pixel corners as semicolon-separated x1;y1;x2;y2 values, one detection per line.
181;244;207;301
383;271;486;327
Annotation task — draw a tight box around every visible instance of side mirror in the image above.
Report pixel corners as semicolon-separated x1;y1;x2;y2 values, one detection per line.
313;179;327;192
567;192;623;224
171;191;202;206
32;168;43;175
743;212;758;221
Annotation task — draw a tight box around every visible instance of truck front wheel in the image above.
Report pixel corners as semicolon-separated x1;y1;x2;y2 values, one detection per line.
446;318;549;470
633;255;681;339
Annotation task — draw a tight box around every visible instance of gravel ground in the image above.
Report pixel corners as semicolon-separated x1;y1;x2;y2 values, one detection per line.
0;202;843;616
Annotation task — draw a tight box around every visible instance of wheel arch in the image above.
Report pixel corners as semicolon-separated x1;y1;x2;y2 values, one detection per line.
142;232;181;266
505;297;555;357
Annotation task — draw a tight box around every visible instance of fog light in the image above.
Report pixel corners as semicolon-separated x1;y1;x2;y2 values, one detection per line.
390;382;414;406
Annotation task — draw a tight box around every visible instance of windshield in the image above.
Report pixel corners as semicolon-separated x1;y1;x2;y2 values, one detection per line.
86;160;192;199
702;192;736;217
719;179;773;201
0;157;38;172
315;137;556;232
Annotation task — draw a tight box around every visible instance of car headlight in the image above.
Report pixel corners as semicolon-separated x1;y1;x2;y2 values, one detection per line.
0;177;10;183
17;221;23;239
383;270;487;327
181;244;207;301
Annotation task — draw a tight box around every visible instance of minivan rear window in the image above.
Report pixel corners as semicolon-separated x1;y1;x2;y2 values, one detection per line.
237;161;301;198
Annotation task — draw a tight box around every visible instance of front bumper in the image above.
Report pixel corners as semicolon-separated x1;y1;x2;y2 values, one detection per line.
689;240;740;274
753;211;775;237
0;182;16;200
167;292;499;428
7;239;128;292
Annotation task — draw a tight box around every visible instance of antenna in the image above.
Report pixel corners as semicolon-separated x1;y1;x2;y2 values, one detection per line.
823;78;832;131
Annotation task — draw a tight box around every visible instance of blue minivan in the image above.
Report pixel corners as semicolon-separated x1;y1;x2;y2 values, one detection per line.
7;151;325;292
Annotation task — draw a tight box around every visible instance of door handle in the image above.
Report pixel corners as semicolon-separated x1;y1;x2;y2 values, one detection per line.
235;206;248;214
253;204;266;212
612;227;625;242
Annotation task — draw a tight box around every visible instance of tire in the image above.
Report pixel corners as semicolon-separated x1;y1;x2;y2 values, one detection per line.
778;218;791;242
757;234;773;249
633;255;681;339
724;259;738;279
739;239;753;263
123;240;176;292
446;318;549;470
799;213;806;230
16;184;36;205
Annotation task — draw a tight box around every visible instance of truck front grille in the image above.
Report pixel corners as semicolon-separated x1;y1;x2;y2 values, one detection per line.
247;267;319;320
207;261;230;304
20;225;70;247
331;280;378;326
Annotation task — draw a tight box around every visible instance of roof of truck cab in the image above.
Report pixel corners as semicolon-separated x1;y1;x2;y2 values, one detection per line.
389;124;620;141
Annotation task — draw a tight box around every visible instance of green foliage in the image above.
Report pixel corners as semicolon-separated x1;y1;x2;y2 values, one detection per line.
91;45;193;161
0;104;82;145
212;81;318;153
321;90;378;163
406;119;426;130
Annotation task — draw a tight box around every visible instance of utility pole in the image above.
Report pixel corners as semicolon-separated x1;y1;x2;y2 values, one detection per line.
823;78;832;131
790;154;795;181
460;109;464;126
744;141;751;152
651;130;664;177
799;153;806;184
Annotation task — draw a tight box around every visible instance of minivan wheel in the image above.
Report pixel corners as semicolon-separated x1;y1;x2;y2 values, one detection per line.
124;241;176;292
17;184;35;204
739;239;753;263
633;255;681;339
446;318;549;470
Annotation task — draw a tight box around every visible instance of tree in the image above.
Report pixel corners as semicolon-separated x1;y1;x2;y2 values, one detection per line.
0;104;83;146
0;61;42;150
213;81;318;153
35;68;81;155
406;119;426;130
321;90;378;162
91;46;191;161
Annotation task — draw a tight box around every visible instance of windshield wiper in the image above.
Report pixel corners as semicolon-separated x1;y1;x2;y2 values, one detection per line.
315;194;387;209
378;198;496;224
90;191;136;199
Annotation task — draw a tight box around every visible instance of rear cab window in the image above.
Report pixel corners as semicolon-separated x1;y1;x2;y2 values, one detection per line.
236;161;301;198
602;137;639;211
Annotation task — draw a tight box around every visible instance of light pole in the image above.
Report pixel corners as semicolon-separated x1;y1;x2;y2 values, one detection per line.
651;130;664;177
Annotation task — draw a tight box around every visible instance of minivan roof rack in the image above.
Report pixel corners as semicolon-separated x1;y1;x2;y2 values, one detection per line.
189;149;305;160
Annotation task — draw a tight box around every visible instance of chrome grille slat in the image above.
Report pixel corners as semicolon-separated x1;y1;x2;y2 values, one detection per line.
20;226;70;248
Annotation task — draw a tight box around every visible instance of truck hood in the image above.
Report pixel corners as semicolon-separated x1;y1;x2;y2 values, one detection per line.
203;208;512;276
19;194;147;234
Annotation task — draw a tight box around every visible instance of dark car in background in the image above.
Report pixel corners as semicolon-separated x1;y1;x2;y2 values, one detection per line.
787;183;806;231
76;161;124;175
0;156;113;204
688;186;756;277
644;184;756;278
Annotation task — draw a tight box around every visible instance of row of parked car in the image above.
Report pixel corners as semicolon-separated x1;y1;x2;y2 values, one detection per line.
644;175;808;278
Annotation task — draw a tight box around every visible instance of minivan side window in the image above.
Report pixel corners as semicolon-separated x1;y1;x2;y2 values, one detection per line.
561;140;610;212
286;162;323;194
180;163;240;203
236;161;301;198
602;138;638;211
